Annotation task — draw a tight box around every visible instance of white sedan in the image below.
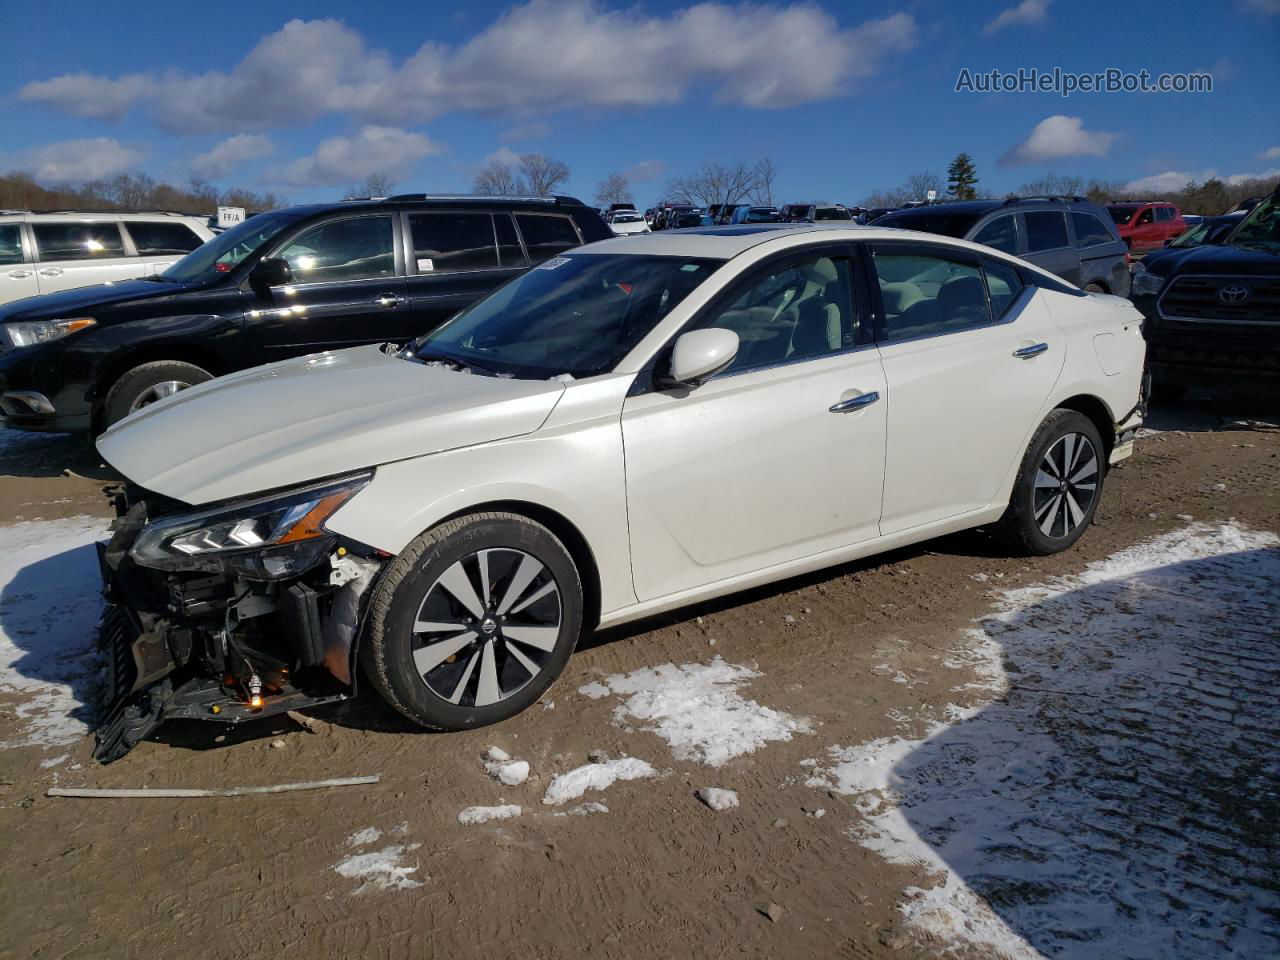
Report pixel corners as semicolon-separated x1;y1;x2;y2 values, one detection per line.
607;209;650;235
94;224;1146;757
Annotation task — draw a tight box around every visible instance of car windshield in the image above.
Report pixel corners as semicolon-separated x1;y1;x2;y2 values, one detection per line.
1169;222;1210;248
1226;192;1280;252
410;254;721;380
875;210;983;238
1107;206;1137;225
161;211;304;283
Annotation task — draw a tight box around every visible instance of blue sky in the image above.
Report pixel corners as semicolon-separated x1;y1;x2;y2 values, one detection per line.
1;0;1277;205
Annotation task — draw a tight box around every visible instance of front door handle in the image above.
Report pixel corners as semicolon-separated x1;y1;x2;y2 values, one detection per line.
39;267;63;278
1013;342;1049;359
375;293;405;308
8;270;33;279
829;391;880;413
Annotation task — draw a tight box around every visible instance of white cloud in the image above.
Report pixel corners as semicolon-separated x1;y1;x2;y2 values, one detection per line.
191;134;273;179
983;0;1051;33
500;120;551;143
5;137;146;182
18;4;918;134
1124;167;1280;192
275;126;442;186
1262;146;1280;160
481;145;522;168
624;159;667;183
999;115;1117;165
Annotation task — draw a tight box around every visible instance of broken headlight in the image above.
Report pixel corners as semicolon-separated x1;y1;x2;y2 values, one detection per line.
130;472;372;579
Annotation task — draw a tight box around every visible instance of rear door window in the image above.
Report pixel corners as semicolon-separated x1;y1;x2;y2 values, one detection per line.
0;225;23;265
1154;206;1173;222
126;221;205;255
409;212;499;273
870;245;991;342
276;216;395;284
32;221;127;260
1071;212;1114;248
1023;212;1069;252
972;216;1019;254
515;214;581;262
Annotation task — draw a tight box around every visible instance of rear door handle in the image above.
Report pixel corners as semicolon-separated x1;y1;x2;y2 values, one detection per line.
375;293;405;308
39;267;63;278
1013;342;1049;359
829;391;880;413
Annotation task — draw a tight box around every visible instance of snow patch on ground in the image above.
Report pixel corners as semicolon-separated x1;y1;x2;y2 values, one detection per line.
809;523;1280;960
0;516;109;749
695;787;739;811
485;759;530;785
542;757;655;805
554;801;609;817
457;804;522;825
578;656;811;766
334;829;422;893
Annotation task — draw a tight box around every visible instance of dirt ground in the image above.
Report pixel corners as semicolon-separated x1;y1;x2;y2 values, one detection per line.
0;390;1276;960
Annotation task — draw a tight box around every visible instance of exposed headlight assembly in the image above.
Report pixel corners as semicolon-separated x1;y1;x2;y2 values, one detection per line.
2;317;96;348
1129;263;1165;296
130;472;372;579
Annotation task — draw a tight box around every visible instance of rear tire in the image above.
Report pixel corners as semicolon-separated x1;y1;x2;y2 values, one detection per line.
995;409;1105;556
362;512;583;731
101;360;212;430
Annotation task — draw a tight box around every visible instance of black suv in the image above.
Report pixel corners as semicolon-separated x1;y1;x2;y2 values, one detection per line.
0;195;610;433
875;197;1130;297
1132;186;1279;401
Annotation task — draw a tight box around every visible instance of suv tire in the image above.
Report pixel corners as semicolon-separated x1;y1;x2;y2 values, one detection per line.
995;409;1105;556
101;360;213;429
362;512;583;731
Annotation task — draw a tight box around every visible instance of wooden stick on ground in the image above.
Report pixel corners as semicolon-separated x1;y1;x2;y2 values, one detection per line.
47;774;380;799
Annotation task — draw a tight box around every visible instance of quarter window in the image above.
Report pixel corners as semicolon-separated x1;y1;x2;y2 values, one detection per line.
1071;212;1114;248
33;222;126;260
1024;212;1069;252
409;212;499;273
1154;206;1173;222
0;225;22;265
972;216;1019;254
126;221;205;255
983;260;1025;318
689;254;856;373
870;246;990;342
515;215;580;263
276;217;395;283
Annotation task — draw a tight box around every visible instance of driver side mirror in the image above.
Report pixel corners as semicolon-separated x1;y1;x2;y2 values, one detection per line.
250;257;293;291
662;328;739;388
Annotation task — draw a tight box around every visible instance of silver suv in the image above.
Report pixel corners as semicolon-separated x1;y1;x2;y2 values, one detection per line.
0;211;214;305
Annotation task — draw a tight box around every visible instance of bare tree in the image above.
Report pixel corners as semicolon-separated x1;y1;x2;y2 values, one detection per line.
519;153;571;195
666;161;759;210
594;172;633;207
363;172;395;197
473;158;522;195
1015;173;1085;198
750;157;778;206
903;171;943;201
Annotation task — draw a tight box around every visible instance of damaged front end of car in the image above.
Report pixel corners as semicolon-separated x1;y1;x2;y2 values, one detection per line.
93;471;386;763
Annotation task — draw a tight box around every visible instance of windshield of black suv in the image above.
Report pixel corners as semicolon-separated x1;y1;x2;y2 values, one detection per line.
410;254;722;380
160;210;305;283
1226;192;1280;253
875;210;983;238
1107;206;1137;225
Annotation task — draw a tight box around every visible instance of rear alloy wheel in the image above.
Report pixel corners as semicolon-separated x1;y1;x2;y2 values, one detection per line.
101;360;212;430
996;409;1105;555
363;513;583;730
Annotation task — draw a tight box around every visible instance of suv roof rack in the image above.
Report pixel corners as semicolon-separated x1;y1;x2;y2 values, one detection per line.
1002;195;1088;205
383;193;586;207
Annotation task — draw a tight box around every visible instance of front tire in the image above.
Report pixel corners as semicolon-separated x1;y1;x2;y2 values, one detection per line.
995;409;1105;555
362;512;583;731
101;360;212;429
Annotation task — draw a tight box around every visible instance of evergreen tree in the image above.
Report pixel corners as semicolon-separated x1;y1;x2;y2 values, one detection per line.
947;153;979;200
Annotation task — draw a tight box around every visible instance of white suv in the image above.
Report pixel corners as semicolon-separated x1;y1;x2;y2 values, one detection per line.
0;211;214;305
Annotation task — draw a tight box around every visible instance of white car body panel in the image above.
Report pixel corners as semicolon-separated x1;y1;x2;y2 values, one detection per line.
98;225;1146;631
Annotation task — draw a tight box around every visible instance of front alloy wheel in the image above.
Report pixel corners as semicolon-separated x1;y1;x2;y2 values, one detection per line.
363;512;583;730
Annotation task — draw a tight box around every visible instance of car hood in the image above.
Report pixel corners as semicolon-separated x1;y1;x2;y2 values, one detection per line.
1144;242;1280;276
97;344;566;505
0;277;191;321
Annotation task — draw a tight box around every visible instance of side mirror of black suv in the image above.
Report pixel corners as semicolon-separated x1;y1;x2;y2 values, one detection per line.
250;257;293;291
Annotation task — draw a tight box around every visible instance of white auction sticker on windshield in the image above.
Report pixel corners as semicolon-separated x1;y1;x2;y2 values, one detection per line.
417;258;434;272
538;257;571;270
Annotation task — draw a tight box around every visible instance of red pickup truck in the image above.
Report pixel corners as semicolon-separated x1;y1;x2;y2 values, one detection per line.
1107;201;1188;253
